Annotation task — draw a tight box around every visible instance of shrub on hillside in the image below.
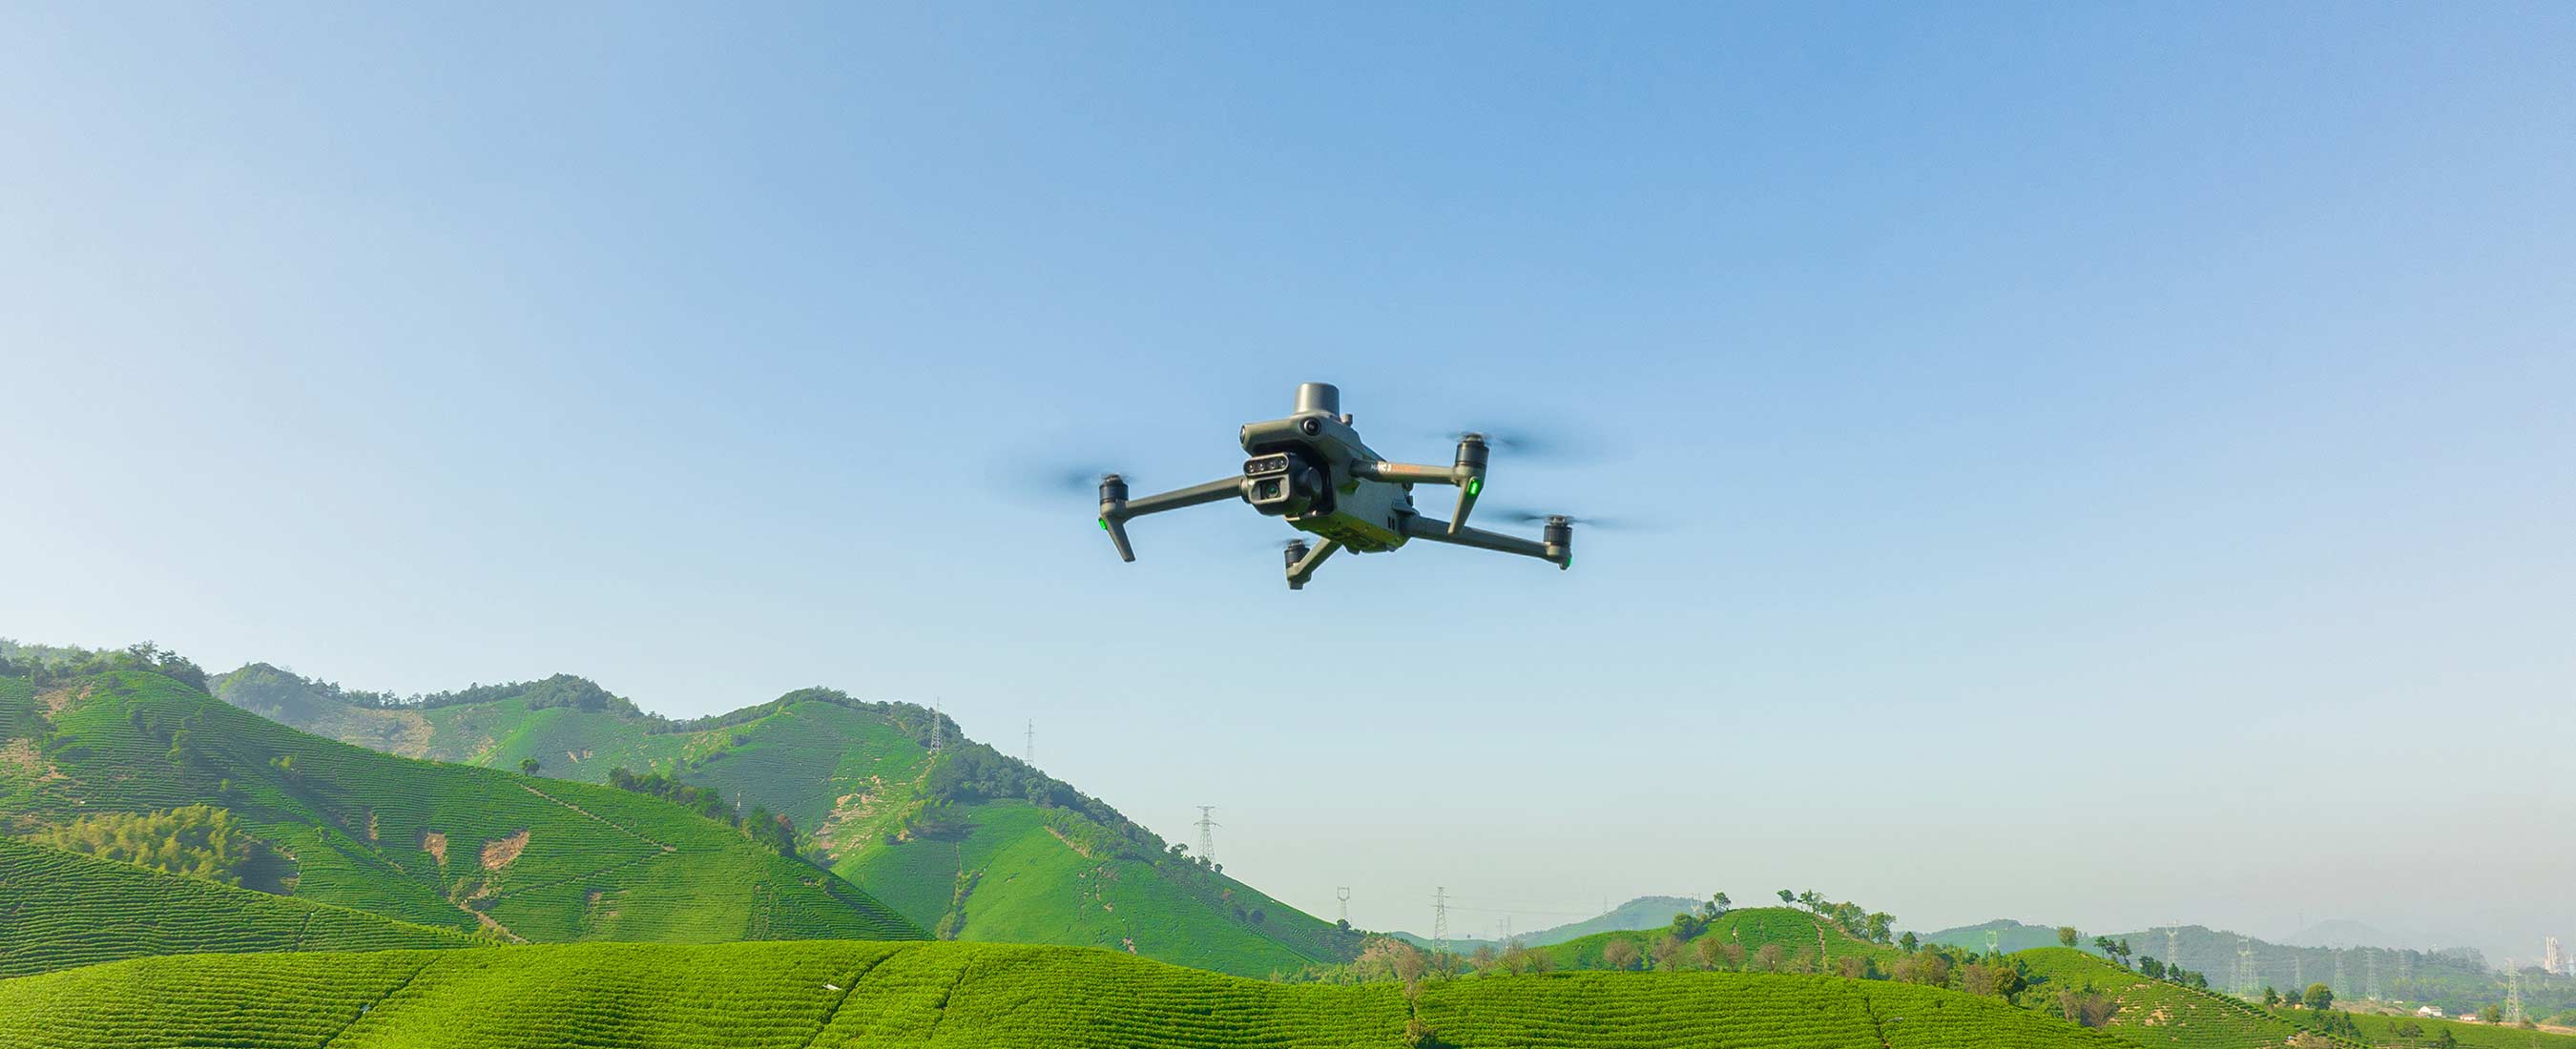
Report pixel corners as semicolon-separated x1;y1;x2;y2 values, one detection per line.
26;804;281;889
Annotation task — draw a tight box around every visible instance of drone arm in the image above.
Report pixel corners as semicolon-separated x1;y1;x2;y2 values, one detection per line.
1355;434;1489;535
1351;461;1465;486
1099;477;1245;563
1120;478;1244;517
1396;512;1567;567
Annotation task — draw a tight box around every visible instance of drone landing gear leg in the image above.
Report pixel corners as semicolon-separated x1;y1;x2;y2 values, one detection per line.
1284;538;1340;590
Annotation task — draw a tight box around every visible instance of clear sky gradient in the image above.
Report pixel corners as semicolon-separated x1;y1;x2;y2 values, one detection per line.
4;4;2570;954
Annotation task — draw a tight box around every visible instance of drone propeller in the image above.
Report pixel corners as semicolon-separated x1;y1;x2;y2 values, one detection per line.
1022;464;1131;495
1486;507;1652;530
1434;422;1589;463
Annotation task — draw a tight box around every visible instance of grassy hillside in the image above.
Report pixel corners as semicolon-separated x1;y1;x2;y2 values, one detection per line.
1538;906;1901;971
215;665;1359;977
0;667;918;944
0;835;481;977
2008;946;2576;1049
2010;947;2326;1049
2344;1010;2576;1049
0;939;2129;1049
1930;921;2547;1019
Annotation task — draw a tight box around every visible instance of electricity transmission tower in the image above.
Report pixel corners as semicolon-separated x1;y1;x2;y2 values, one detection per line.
2168;928;2181;971
2508;961;2524;1024
928;700;945;753
2235;937;2258;998
1024;720;1032;763
2333;949;2348;1000
1194;807;1218;866
2366;951;2380;1000
1986;930;2001;956
1433;887;1449;957
1335;887;1350;924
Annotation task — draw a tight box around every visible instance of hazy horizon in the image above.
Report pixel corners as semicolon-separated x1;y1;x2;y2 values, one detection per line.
5;5;2568;967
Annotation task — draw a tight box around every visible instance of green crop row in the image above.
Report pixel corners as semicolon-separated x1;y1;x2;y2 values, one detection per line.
0;940;2133;1049
0;835;480;977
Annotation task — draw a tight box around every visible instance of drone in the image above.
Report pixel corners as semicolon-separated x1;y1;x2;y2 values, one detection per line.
1095;382;1576;589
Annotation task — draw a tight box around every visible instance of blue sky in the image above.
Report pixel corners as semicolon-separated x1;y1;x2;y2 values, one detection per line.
3;4;2570;951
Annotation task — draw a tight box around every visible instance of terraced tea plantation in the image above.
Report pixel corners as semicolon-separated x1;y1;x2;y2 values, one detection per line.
0;836;480;977
0;940;2129;1049
0;670;919;944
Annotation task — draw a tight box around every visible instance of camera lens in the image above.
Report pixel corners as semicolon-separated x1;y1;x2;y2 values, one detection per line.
1299;418;1322;436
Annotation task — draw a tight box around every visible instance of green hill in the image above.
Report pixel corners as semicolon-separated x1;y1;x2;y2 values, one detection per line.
0;939;2129;1049
1538;906;1901;972
0;835;482;977
0;665;918;944
214;664;1359;977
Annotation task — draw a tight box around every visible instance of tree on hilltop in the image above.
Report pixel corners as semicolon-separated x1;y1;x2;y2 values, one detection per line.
1777;889;1794;906
2303;982;2334;1012
2057;926;2080;948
